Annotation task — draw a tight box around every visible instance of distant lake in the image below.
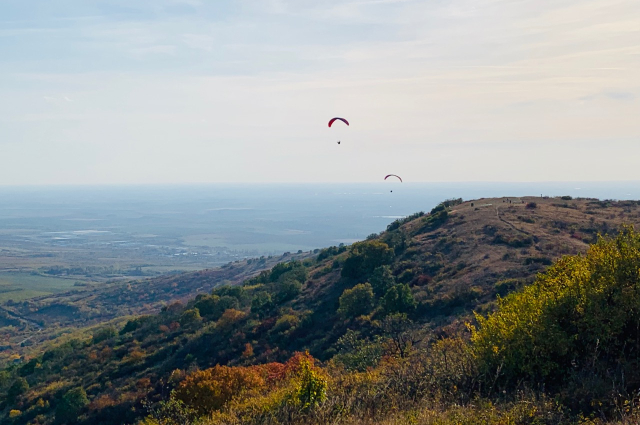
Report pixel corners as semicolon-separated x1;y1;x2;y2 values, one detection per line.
0;182;638;255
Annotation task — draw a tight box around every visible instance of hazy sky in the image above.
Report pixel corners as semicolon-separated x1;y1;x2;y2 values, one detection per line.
1;0;639;185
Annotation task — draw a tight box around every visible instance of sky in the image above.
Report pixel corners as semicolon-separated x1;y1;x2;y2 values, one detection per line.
1;0;639;185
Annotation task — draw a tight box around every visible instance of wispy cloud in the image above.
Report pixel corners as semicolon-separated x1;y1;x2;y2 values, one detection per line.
1;0;639;184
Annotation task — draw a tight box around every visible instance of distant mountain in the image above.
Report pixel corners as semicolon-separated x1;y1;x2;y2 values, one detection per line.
2;196;640;425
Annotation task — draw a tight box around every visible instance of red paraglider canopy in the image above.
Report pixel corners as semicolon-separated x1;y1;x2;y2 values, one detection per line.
328;117;349;127
384;174;403;182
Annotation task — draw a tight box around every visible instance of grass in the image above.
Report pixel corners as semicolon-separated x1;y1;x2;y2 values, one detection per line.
0;272;79;303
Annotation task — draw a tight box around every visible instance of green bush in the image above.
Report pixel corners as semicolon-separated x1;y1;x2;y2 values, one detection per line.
382;284;416;315
251;291;274;318
369;265;396;297
338;283;375;319
179;308;202;326
473;227;640;393
55;387;89;424
341;241;394;281
7;377;28;404
92;326;117;344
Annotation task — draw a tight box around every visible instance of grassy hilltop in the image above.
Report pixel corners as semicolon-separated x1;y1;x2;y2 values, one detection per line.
3;196;640;425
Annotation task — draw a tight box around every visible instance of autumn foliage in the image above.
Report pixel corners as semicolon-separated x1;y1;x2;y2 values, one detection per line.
172;352;326;416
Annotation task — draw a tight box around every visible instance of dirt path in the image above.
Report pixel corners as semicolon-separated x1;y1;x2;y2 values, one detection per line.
495;206;531;236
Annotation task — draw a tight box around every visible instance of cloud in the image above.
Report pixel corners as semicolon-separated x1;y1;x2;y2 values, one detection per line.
2;0;640;184
605;91;636;101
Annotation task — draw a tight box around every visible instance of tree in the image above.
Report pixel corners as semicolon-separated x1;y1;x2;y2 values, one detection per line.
179;308;201;326
194;295;238;320
338;283;375;318
334;330;383;371
382;284;416;315
92;326;116;344
56;387;89;424
381;313;419;358
293;355;327;410
274;278;302;304
142;397;196;425
251;291;274;318
369;265;396;297
342;241;394;281
7;377;29;403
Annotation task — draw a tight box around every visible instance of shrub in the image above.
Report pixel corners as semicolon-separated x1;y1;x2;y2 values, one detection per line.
55;387;89;424
382;284;416;315
173;365;267;415
341;241;394;280
369;265;396;297
251;291;274;318
334;330;383;372
274;279;302;304
216;309;246;332
7;377;29;403
525;202;537;209
338;283;375;319
92;326;117;344
291;355;327;410
272;314;299;334
472;227;640;397
195;295;238;320
179;308;201;326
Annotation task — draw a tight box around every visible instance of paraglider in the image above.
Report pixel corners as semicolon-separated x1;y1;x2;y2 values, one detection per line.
328;117;349;127
384;174;403;182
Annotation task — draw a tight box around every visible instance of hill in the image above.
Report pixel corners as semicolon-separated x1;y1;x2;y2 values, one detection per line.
2;196;640;425
0;251;312;364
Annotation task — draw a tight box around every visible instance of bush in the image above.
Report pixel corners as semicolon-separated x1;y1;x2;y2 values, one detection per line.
179;308;201;326
173;365;267;415
7;377;28;403
251;291;274;318
338;283;375;319
92;326;117;344
334;330;383;372
274;279;302;304
525;202;537;209
382;284;416;315
341;241;394;280
194;295;238;320
56;387;89;424
472;227;640;398
369;265;396;297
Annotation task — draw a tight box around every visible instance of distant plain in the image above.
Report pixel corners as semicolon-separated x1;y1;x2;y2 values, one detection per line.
0;182;639;302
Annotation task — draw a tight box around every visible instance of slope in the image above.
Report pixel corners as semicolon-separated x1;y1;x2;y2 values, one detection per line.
2;196;640;425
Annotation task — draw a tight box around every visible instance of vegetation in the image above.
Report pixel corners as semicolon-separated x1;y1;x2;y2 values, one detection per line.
3;197;640;424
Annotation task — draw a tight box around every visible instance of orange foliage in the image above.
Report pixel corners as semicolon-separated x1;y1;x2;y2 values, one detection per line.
174;365;267;415
217;309;246;330
173;352;323;415
242;343;254;358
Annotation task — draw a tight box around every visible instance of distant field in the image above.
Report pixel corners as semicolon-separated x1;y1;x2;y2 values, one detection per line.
0;272;79;303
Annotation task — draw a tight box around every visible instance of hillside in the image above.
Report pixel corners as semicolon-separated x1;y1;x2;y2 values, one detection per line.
2;196;640;425
0;251;312;364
